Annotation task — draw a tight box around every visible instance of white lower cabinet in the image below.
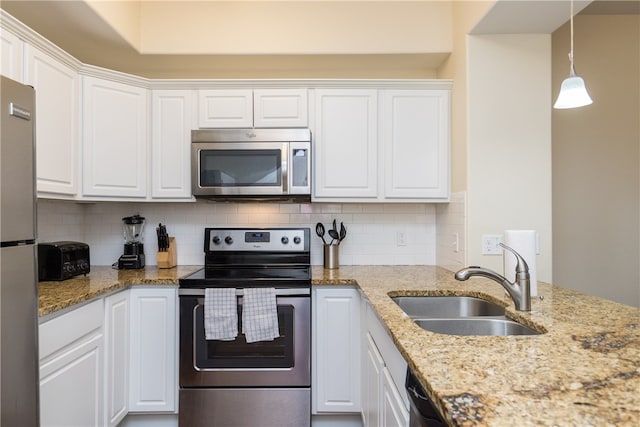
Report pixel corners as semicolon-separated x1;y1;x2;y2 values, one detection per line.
39;287;178;427
312;286;361;414
382;367;410;427
39;300;105;427
104;290;130;427
362;301;409;427
362;333;384;427
129;287;178;413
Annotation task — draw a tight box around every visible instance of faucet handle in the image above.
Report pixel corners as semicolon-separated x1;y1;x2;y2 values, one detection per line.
499;243;529;274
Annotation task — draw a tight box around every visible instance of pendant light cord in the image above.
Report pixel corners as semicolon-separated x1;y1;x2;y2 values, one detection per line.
569;0;576;76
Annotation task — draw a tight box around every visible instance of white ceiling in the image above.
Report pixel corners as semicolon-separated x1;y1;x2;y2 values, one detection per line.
470;1;594;34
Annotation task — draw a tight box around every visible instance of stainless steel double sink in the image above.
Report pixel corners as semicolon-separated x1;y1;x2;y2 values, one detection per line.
391;296;541;336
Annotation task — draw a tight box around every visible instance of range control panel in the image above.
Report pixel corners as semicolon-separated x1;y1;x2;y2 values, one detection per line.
205;228;309;252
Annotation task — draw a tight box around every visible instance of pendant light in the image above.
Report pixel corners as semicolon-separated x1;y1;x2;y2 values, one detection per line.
553;0;593;109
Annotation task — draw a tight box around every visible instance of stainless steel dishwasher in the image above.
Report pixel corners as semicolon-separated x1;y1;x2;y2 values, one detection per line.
405;368;446;427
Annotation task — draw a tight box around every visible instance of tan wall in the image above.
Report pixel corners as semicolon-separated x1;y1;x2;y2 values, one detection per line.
437;1;494;194
552;15;640;307
138;1;452;55
466;34;553;282
85;0;141;50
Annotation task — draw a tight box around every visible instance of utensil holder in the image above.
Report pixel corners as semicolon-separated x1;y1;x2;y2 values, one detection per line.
323;244;339;269
157;237;177;269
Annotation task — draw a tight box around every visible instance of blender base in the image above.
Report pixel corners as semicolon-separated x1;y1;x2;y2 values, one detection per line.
118;253;145;269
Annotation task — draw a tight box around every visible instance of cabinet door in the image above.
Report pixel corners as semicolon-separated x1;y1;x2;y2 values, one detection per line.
381;90;450;200
82;76;148;198
40;334;104;427
382;367;410;427
151;90;194;199
198;89;253;128
1;29;23;81
39;300;104;427
25;45;79;196
362;333;384;427
254;88;308;127
312;287;361;413
104;291;130;427
129;288;177;412
313;89;378;199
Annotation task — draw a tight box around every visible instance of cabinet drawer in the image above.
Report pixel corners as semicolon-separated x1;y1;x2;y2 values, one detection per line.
39;299;104;360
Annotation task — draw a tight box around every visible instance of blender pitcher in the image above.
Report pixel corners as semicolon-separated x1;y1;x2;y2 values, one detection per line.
118;214;146;269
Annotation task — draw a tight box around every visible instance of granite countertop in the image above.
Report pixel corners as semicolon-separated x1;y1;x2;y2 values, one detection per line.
38;265;201;318
39;265;640;426
312;265;640;427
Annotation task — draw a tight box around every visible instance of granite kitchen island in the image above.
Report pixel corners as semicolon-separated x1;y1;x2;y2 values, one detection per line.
39;265;639;426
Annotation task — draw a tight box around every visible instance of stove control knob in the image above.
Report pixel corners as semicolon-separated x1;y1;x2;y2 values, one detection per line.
293;236;302;244
281;236;289;245
224;236;233;245
212;235;221;245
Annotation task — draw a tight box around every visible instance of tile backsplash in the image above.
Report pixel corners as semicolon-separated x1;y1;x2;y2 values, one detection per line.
38;199;443;267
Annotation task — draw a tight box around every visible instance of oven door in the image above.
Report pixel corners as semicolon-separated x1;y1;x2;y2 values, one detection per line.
192;142;287;197
179;288;310;388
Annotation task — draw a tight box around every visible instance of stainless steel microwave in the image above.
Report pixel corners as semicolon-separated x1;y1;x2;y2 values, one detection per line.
191;129;311;200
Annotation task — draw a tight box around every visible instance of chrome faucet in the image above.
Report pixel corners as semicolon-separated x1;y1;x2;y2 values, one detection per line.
455;243;531;311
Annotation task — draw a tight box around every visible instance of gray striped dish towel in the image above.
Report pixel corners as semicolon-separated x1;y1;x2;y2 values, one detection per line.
204;288;238;341
242;288;279;343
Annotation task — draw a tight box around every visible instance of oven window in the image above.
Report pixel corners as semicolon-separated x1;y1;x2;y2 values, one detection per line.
200;149;281;187
193;301;295;369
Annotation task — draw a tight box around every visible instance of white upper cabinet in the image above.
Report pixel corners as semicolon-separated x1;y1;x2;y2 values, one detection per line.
313;89;378;199
1;29;23;81
198;88;308;128
313;87;450;203
253;89;308;128
151;90;194;199
198;89;253;128
25;45;79;197
381;89;450;200
82;76;148;198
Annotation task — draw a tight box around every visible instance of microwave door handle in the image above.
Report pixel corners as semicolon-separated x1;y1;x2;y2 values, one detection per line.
281;143;288;194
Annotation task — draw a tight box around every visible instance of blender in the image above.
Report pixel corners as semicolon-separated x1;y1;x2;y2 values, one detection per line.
118;214;146;269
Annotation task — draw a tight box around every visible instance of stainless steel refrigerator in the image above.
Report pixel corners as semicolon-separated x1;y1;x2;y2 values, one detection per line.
1;75;40;426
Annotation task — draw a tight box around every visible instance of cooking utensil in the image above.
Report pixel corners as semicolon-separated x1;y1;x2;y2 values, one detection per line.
339;222;347;244
327;219;339;245
315;222;328;245
328;228;339;245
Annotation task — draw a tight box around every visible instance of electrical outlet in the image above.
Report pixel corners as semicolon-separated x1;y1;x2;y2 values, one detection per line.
482;234;502;255
453;233;459;253
396;232;407;246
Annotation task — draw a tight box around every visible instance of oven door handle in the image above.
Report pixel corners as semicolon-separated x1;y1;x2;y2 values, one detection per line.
178;288;310;297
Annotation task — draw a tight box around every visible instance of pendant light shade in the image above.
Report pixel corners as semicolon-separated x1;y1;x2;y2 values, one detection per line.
553;0;593;109
554;71;593;109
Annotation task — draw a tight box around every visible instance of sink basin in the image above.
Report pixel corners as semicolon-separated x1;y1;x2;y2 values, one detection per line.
392;296;505;318
414;317;541;336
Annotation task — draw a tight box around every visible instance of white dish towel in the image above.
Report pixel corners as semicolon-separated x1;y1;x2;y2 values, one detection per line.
242;288;279;343
204;288;238;341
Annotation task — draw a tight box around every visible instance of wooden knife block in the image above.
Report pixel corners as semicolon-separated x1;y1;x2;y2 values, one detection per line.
157;237;177;269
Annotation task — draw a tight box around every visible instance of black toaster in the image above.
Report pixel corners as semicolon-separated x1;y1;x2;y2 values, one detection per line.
38;241;90;281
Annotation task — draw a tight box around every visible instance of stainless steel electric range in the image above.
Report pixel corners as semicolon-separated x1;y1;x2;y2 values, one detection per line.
178;227;311;427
